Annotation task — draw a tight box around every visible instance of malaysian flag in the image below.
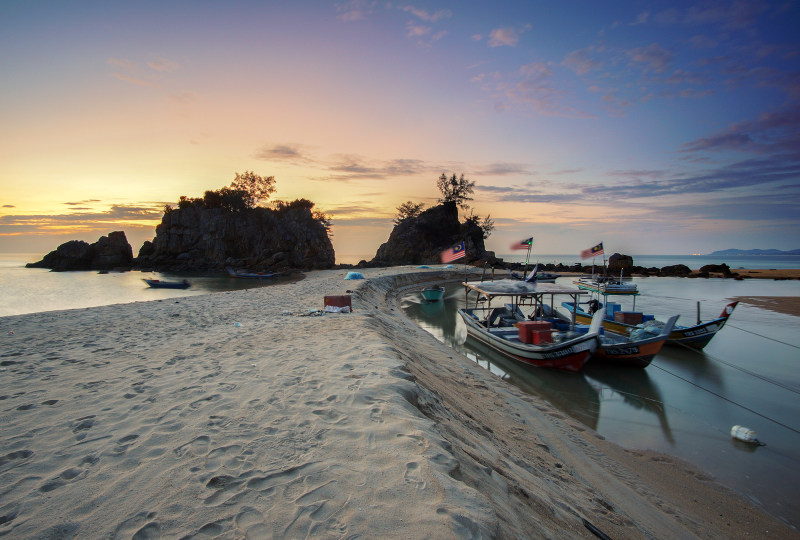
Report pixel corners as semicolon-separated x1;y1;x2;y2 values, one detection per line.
441;242;466;263
510;237;533;250
581;242;604;259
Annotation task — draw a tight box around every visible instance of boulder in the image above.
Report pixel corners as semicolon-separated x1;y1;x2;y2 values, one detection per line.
26;232;133;271
659;264;692;277
607;253;634;276
370;202;489;266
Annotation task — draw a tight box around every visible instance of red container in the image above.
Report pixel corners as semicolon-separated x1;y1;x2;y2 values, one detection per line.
324;295;352;309
517;321;552;343
531;330;553;344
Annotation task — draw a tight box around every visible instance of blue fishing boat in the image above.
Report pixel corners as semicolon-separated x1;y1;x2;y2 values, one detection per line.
421;285;445;302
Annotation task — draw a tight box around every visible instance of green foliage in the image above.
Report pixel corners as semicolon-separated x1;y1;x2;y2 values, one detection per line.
465;209;495;239
394;201;425;225
274;198;315;212
437;173;475;209
173;171;276;211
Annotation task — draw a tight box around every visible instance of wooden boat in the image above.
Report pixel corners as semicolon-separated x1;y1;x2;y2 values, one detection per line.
143;278;190;289
574;275;638;295
560;300;738;350
591;315;678;367
420;285;445;302
458;280;604;372
226;267;279;279
506;265;561;283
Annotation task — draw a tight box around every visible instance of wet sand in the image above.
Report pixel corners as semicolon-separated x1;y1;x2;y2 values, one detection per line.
0;267;796;538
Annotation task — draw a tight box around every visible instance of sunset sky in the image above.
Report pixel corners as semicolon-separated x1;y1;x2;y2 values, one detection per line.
2;1;799;263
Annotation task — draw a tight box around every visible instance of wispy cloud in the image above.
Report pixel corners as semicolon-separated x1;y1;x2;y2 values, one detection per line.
562;46;603;75
627;43;673;73
255;143;314;163
335;0;377;22
147;57;179;72
473;163;535;176
399;5;452;22
488;27;520;47
0;203;164;236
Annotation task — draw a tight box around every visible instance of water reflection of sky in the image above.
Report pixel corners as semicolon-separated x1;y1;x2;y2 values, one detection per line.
401;277;800;528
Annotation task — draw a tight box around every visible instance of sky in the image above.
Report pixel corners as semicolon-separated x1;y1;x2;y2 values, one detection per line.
2;1;799;263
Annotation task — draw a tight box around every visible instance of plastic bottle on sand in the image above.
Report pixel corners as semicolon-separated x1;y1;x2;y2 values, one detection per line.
730;425;760;444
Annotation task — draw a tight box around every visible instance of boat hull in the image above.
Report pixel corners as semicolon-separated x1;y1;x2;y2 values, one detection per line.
593;338;667;368
226;267;278;279
566;303;736;350
458;309;596;372
143;279;190;289
421;287;445;302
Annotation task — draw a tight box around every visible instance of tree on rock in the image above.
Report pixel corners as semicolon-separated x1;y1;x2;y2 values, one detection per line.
394;201;425;225
231;171;276;208
437;173;474;209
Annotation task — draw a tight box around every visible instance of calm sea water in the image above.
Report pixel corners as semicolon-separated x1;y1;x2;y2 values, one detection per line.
337;251;800;269
401;276;800;529
0;253;291;317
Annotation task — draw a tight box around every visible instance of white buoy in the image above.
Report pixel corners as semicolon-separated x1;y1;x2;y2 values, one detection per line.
731;425;760;444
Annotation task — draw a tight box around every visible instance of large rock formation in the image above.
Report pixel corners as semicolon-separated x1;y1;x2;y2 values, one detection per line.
607;253;634;276
369;201;490;266
26;231;134;271
136;204;334;271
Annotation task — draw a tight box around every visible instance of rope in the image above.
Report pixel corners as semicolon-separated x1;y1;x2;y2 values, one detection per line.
650;362;800;435
725;322;800;350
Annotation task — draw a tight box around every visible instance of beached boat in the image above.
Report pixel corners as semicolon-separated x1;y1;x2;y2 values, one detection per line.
506;264;561;283
143;278;190;289
560;299;738;350
420;285;445;302
226;267;280;279
458;280;604;371
574;275;638;295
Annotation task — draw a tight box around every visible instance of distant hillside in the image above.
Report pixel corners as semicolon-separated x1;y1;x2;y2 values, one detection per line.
708;248;800;256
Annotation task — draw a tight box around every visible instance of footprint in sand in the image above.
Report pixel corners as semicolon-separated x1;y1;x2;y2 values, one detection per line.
204;444;242;471
404;461;426;490
174;435;211;457
235;507;271;537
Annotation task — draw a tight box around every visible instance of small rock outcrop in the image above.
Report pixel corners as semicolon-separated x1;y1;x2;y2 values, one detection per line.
607;253;634;276
135;204;334;271
368;202;489;266
26;231;134;271
659;264;692;277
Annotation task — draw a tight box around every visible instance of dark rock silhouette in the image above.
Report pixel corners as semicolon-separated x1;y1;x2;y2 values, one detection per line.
136;205;334;271
26;231;134;271
367;201;490;266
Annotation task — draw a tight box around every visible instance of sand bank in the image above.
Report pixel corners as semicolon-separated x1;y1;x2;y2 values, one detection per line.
729;296;800;317
1;267;795;539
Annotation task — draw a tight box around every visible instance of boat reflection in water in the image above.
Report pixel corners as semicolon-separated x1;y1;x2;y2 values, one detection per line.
584;364;674;444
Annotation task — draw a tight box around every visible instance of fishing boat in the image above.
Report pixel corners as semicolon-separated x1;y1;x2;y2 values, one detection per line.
560;299;738;350
420;285;445;302
226;267;280;279
574;274;638;295
506;264;561;283
143;278;191;289
458;280;604;372
591;315;678;367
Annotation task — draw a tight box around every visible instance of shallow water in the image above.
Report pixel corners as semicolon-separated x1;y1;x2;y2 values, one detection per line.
401;276;800;528
0;254;294;317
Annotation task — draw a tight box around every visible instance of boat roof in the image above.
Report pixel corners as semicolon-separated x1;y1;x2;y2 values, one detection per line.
462;279;587;299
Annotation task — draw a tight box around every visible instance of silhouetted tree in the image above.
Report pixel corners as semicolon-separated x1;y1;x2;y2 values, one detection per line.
437;173;475;209
394;201;425;225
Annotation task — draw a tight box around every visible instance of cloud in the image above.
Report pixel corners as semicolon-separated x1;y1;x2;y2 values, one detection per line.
335;0;376;22
479;62;594;118
147;57;179;73
0;204;164;236
488;27;519;47
681;104;800;155
562;47;603;75
399;5;452;22
473;163;534;176
111;73;156;87
627;43;672;73
255;143;312;163
630;11;650;25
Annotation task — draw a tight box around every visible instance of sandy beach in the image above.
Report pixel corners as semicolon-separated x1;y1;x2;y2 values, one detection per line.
1;267;796;539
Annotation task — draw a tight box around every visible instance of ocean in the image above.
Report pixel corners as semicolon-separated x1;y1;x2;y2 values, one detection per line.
337;251;800;269
401;277;800;528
